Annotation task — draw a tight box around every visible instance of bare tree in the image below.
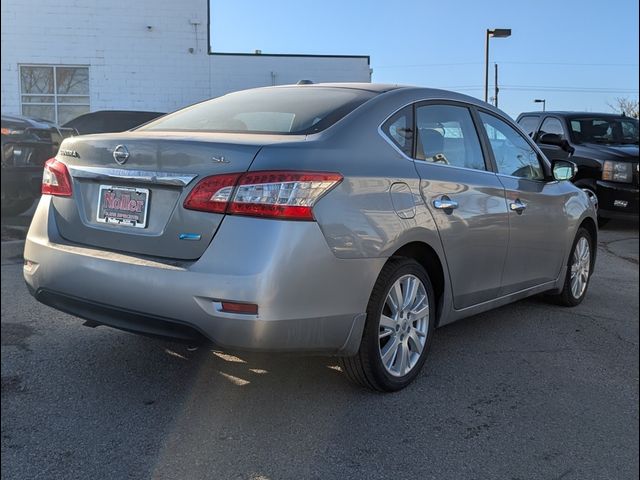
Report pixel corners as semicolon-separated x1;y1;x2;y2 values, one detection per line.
608;97;639;118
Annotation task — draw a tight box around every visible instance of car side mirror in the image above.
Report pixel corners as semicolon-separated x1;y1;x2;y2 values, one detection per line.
539;133;575;154
552;160;577;181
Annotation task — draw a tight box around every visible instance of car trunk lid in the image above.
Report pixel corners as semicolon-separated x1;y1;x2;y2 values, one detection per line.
52;131;281;260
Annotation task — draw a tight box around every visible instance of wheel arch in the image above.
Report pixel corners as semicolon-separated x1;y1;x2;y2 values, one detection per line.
388;241;446;326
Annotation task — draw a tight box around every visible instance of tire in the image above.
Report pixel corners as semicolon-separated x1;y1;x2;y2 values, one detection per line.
551;227;594;307
1;198;34;217
339;257;436;392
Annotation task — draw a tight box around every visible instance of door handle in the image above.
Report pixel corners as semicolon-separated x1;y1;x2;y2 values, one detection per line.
433;196;459;211
510;199;527;214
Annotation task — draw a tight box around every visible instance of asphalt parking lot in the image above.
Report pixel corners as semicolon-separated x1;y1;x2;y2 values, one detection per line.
1;212;638;480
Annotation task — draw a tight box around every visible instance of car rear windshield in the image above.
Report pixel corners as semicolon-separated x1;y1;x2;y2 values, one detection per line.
569;116;639;145
139;87;377;135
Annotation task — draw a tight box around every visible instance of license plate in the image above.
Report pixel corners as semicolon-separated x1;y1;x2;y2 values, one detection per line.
97;185;149;228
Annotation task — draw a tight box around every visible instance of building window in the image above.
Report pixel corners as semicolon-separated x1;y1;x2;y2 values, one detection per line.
20;65;90;125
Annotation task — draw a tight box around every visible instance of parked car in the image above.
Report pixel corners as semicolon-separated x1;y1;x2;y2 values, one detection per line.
62;110;165;135
24;84;597;391
1;114;76;216
517;112;639;226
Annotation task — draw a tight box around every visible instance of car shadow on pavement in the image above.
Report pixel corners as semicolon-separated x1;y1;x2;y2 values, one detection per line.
2;217;638;479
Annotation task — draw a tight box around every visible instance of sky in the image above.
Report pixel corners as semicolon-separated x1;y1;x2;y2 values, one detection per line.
209;0;639;118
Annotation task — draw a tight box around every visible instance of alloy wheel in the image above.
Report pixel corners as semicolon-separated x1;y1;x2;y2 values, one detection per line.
378;274;429;377
570;237;591;299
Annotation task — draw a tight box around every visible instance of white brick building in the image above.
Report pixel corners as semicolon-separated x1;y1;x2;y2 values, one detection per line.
0;0;371;124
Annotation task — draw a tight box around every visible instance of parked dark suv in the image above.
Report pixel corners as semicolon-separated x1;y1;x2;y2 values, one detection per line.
1;115;76;216
516;112;639;225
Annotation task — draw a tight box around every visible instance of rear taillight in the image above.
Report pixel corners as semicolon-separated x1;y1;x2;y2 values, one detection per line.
183;171;342;220
42;158;72;197
183;173;241;213
229;171;343;220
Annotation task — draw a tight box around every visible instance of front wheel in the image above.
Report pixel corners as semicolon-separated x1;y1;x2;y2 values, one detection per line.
339;258;436;391
551;227;594;307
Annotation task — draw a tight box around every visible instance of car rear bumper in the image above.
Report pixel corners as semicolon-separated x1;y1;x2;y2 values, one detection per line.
24;196;383;354
596;180;639;220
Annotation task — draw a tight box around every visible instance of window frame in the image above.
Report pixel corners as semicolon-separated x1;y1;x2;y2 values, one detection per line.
379;99;494;173
19;64;90;125
474;107;552;183
378;100;554;180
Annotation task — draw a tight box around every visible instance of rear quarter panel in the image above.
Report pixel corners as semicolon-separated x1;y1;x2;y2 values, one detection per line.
248;90;453;322
249;90;446;261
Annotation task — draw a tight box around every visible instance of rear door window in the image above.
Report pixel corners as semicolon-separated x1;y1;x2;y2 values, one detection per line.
414;104;486;171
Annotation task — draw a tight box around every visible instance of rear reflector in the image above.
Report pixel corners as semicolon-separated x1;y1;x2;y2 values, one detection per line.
42;158;73;197
220;301;258;315
183;170;342;220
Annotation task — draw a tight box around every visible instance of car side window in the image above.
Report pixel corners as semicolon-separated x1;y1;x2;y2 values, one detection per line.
414;104;486;171
517;116;539;138
479;112;545;181
381;106;414;157
539;117;566;138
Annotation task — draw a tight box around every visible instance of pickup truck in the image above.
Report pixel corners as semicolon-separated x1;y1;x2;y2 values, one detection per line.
516;111;638;226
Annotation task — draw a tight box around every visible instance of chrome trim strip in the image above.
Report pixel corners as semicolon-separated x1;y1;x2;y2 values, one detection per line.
68;166;197;186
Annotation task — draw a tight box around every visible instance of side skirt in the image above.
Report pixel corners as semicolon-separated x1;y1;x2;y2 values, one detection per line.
439;266;567;327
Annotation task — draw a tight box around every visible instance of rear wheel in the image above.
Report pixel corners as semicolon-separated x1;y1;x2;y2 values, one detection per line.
339;258;435;391
551;227;594;307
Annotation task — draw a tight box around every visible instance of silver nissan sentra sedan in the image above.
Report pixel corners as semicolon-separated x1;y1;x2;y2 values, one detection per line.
24;83;597;391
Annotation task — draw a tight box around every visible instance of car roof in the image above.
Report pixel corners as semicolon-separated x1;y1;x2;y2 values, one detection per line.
264;83;502;110
262;82;406;93
518;111;631;118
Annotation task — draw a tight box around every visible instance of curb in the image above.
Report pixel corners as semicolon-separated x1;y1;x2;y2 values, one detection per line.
1;240;25;262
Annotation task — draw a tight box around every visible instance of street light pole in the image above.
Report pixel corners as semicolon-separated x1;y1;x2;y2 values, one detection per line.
494;63;499;108
484;30;490;103
534;99;546;111
484;28;511;103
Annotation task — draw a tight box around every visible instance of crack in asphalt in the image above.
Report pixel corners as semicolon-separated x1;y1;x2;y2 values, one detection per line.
599;237;640;265
568;310;639;348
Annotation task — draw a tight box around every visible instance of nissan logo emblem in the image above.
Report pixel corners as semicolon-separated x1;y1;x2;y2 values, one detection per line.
113;145;130;165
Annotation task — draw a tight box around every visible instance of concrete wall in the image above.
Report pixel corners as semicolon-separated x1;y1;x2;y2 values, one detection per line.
210;54;371;98
1;0;370;119
1;0;210;115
